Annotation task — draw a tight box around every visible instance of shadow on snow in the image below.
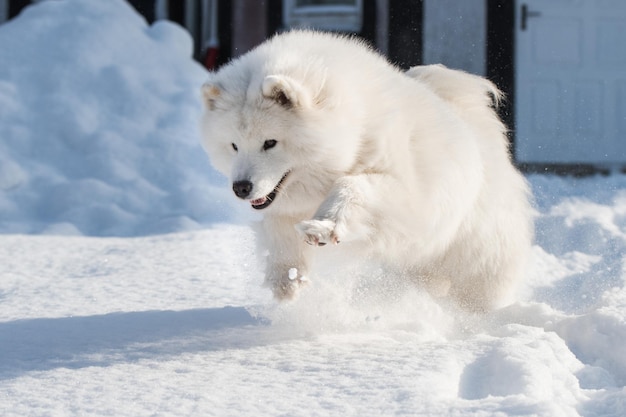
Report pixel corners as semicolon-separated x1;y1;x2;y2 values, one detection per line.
0;306;270;379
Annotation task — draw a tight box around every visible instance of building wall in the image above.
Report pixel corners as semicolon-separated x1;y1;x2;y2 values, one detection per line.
374;0;389;55
0;0;7;23
422;0;486;75
0;0;487;76
231;0;266;57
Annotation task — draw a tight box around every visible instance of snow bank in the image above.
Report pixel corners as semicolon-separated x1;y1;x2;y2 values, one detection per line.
0;0;246;236
526;174;626;397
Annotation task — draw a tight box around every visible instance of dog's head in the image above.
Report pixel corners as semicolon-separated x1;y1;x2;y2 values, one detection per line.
200;37;367;214
200;73;320;212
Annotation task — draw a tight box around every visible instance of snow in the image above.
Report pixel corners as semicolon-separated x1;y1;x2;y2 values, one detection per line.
0;0;250;237
0;1;625;416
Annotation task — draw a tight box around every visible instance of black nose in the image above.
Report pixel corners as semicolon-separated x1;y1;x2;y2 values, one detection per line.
232;180;253;198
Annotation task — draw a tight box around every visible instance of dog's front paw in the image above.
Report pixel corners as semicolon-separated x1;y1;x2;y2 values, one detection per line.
265;268;309;301
295;219;340;246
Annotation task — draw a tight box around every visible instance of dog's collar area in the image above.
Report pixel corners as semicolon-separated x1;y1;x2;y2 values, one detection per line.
250;171;290;210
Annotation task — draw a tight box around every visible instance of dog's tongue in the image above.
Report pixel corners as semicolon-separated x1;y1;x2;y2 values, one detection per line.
250;197;267;207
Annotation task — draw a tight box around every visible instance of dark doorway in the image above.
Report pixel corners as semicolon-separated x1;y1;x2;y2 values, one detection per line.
388;0;423;69
486;0;516;152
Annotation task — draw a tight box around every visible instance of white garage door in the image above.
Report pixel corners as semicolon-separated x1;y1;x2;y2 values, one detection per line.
515;0;626;164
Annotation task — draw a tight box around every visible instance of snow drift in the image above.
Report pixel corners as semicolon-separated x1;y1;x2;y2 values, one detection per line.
0;0;248;237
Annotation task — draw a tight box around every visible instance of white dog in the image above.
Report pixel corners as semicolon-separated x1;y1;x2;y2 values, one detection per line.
200;30;533;311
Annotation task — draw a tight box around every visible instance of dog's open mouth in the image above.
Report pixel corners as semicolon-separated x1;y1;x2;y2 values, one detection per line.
250;171;290;210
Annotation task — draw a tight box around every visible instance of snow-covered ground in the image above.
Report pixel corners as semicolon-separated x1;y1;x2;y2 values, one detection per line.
0;1;625;416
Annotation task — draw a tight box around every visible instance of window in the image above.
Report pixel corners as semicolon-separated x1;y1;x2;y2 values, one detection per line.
283;0;363;33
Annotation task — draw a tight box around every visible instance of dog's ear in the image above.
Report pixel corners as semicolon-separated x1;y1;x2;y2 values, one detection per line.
201;83;221;110
262;75;311;109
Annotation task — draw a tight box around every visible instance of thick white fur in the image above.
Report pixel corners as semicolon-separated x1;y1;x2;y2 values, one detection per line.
200;31;533;311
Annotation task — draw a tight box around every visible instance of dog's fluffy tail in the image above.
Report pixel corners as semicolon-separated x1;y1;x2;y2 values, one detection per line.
406;64;503;110
407;64;507;141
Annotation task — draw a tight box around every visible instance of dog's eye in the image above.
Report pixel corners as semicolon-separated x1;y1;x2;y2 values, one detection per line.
231;143;238;152
263;139;277;151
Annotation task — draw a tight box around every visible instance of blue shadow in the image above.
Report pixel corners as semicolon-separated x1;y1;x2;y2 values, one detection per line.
0;306;264;379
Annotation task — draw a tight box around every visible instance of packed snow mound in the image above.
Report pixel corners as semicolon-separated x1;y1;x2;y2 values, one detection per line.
0;0;245;236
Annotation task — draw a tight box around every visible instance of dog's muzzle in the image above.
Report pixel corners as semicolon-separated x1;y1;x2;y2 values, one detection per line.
232;172;290;210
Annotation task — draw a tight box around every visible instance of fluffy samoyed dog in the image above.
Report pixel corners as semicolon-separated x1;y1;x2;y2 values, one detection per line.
200;31;533;312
